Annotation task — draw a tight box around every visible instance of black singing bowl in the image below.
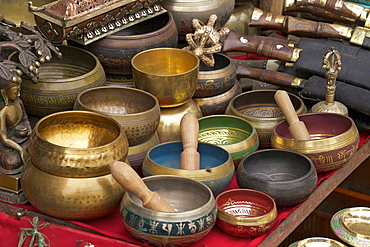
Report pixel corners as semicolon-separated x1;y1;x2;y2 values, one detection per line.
236;149;318;208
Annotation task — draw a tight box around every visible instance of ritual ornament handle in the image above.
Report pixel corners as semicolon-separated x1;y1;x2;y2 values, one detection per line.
180;113;200;170
110;161;176;213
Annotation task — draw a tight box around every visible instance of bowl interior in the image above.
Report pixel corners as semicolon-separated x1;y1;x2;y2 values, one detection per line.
148;142;230;168
240;150;312;182
199;53;230;71
36;112;120;148
217;189;275;217
78;87;157;115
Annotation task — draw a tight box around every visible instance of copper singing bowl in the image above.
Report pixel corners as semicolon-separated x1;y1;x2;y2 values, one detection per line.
225;90;307;148
21;160;125;220
120;175;217;246
19;45;106;117
27;110;129;177
271;113;359;173
216;189;277;238
132;48;200;107
74;86;160;146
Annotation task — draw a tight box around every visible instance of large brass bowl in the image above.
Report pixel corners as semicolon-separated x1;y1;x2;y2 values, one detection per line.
120;175;217;246
132;48;200;108
27;110;129;178
21;159;125;220
74;86;160;146
271;113;359;173
225;90;307;148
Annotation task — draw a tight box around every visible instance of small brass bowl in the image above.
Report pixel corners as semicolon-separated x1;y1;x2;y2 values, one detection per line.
74;86;160;146
225;90;307;148
27;110;129;178
216;189;277;238
271;113;360;173
19;45;106;117
198;114;259;167
120;175;217;246
290;237;348;247
21;159;125;220
132;48;200;108
142;141;235;196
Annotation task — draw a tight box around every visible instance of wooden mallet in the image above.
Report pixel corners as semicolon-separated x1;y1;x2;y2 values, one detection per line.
180;113;200;170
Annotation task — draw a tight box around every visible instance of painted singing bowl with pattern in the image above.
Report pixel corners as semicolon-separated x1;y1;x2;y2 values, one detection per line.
157;99;203;143
132;48;199;108
198;115;259;167
74;86;160;146
194;80;242;116
225;90;307;148
142;141;235;196
271;113;360;173
21;159;125;220
19;45;106;117
216;189;277;237
120;175;217;247
236;149;318;207
27;110;129;178
195;53;236;98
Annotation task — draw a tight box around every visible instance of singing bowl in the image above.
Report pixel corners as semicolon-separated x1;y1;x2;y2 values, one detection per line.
271;113;360;173
120;175;217;246
142;141;235;196
21;160;125;220
74;86;160;146
157;99;203;143
19;45;106;117
194;80;242;116
27;110;129;178
132;48;200;108
225;90;307;148
236;149;318;207
195;53;236;98
290;237;348;247
105;74;135;87
216;189;277;238
198;115;259;167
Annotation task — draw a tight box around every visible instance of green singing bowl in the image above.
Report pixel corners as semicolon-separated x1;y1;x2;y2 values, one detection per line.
198;115;259;167
132;48;200;108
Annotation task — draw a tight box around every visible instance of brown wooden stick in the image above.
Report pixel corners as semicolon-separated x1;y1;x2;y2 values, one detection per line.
180;113;200;170
110;161;176;213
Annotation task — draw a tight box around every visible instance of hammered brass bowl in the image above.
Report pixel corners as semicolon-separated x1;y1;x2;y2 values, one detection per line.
132;48;200;108
271;113;360;173
142;141;235;196
74;86;160;146
27;110;129;178
216;189;277;237
19;45;106;117
120;175;217;246
225;90;307;148
21;159;125;220
198;114;259;167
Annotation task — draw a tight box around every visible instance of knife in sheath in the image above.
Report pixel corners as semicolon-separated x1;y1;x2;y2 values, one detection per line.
236;65;370;116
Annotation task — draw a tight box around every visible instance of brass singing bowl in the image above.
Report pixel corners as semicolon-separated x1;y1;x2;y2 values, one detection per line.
74;86;160;146
132;48;200;108
225;89;307;148
120;175;217;246
21;159;125;220
271;113;359;173
27;110;129;177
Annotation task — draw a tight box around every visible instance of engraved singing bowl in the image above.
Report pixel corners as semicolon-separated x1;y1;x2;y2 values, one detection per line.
21;159;125;220
142;141;235;196
195;53;236;98
27;110;129;178
225;90;307;148
120;175;217;246
131;48;200;108
216;189;277;238
198;115;259;167
157;99;203;143
73;86;160;146
271;113;360;173
236;149;318;207
18;45;106;117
